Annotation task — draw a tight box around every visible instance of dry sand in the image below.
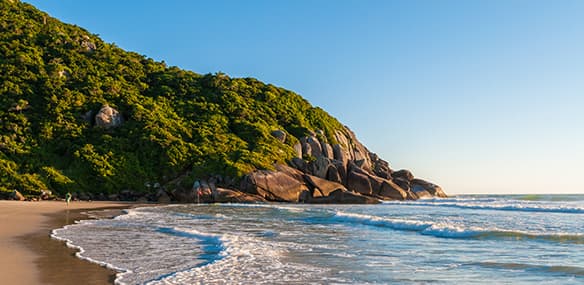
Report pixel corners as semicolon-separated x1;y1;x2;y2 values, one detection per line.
0;200;142;285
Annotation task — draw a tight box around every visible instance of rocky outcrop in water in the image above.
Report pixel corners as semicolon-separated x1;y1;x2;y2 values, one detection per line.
235;126;446;204
240;168;310;202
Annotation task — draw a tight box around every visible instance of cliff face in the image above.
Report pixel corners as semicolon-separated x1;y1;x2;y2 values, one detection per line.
0;1;446;203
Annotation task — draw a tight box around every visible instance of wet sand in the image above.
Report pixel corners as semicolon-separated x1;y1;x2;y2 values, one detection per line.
0;200;145;285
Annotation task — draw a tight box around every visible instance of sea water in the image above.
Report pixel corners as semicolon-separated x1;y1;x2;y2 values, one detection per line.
51;195;584;284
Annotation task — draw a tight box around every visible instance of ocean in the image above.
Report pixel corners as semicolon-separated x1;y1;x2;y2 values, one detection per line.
51;195;584;284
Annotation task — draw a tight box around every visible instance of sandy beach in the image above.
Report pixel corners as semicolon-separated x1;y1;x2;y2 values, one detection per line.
0;200;141;285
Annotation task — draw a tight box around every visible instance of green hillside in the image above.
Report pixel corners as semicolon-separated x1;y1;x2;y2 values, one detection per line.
0;0;344;198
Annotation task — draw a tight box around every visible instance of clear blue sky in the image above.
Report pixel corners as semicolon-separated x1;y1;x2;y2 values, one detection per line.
25;0;584;194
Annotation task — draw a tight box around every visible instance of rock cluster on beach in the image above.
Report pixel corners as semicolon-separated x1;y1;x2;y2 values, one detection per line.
169;126;447;204
31;128;448;204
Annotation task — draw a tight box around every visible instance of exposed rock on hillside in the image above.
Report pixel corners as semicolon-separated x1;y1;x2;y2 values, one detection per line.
270;130;287;143
94;105;123;129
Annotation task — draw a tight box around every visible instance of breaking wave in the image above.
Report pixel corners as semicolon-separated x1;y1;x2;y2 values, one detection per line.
333;211;584;243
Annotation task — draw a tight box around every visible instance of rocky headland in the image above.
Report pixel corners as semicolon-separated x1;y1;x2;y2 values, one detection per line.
171;126;447;204
0;0;446;204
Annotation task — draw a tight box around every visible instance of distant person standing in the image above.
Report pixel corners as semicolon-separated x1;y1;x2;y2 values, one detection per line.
65;192;72;206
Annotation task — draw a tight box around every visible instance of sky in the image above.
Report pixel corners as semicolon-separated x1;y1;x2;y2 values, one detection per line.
25;0;584;194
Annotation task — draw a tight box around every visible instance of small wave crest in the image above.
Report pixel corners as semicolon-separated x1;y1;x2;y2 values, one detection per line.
333;211;431;231
333;211;584;243
218;203;307;213
146;227;225;283
471;261;584;277
157;227;225;258
152;233;329;284
385;199;584;214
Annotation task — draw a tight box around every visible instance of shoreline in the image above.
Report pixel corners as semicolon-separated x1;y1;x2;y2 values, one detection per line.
0;200;150;285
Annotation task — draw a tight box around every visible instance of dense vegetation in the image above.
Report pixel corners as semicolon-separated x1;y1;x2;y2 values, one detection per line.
0;0;344;198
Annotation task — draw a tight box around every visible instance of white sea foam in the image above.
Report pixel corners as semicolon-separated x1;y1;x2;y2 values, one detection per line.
51;224;133;285
334;211;431;231
217;202;308;213
150;232;330;285
52;205;341;285
333;211;584;242
384;198;584;214
51;207;231;285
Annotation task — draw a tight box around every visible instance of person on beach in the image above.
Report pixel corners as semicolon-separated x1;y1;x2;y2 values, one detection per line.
65;192;72;206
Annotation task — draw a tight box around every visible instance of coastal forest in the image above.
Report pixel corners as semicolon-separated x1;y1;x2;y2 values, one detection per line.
0;0;343;198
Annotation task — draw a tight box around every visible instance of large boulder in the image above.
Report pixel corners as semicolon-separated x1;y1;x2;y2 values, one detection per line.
352;148;371;171
290;157;308;173
309;156;333;179
270;130;287;143
39;189;52;200
301;139;312;158
11;190;25;201
367;174;384;194
346;168;372;195
378;180;407;200
293;143;302;159
393;177;410;191
306;136;323;157
274;164;305;181
326;165;342;183
392;169;414;182
240;170;309;202
171;180;267;203
332;144;348;167
309;189;380;204
300;136;324;158
331;159;347;183
95;105;123;129
304;174;347;197
339;128;373;171
321;141;334;159
411;179;447;198
80;35;96;52
371;155;392;179
212;188;266;203
334;130;351;150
